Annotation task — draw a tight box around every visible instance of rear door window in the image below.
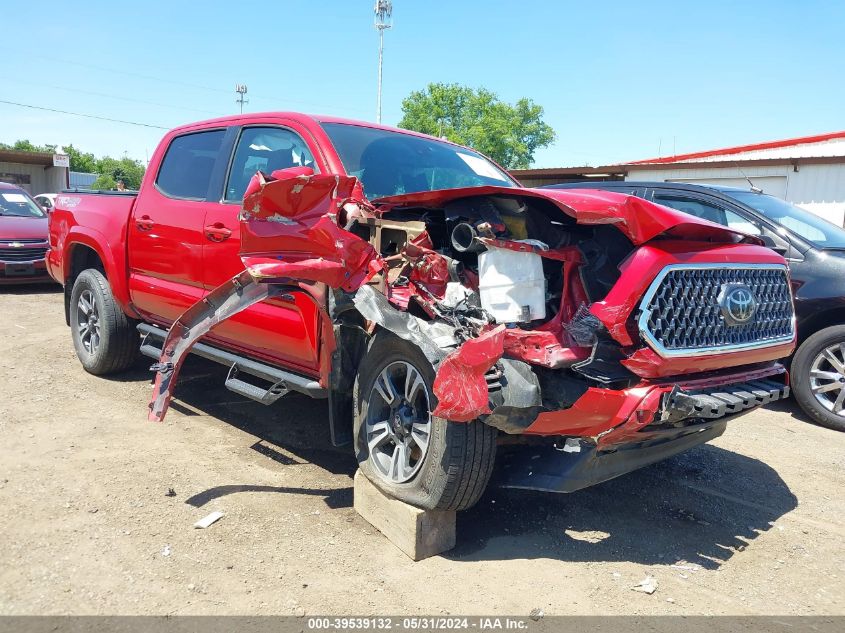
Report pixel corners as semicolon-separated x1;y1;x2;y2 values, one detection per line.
155;130;226;200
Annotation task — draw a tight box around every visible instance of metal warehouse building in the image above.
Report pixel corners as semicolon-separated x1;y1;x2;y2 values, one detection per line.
513;130;845;227
0;149;69;195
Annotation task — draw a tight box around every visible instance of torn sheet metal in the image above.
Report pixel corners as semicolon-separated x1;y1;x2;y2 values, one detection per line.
352;284;456;365
501;328;589;368
239;171;382;292
148;270;287;422
373;185;758;246
432;325;506;422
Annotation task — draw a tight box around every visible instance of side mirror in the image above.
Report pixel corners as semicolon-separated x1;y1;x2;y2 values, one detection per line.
758;234;788;255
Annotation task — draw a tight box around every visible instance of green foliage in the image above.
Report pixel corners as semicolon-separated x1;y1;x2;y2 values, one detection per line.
398;83;556;170
91;174;117;191
0;139;55;153
92;156;145;190
64;144;98;173
0;139;145;190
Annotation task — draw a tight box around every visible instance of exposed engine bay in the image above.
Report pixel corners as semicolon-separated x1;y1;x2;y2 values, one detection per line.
344;191;637;425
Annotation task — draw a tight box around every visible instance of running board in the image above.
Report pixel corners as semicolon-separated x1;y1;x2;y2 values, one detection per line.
138;323;327;403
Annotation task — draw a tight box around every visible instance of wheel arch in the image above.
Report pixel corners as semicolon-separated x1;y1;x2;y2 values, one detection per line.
797;307;845;346
325;297;372;447
64;242;106;326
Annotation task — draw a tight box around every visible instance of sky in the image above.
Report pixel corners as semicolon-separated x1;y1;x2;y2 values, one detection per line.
1;0;843;168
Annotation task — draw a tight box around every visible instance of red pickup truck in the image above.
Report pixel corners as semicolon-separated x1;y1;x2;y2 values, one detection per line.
48;113;796;511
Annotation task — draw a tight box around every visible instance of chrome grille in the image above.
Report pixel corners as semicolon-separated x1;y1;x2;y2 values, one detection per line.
638;264;794;356
0;247;47;262
0;238;44;244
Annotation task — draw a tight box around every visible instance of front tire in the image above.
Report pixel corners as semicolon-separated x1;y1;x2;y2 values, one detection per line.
792;325;845;432
353;332;497;511
70;269;139;375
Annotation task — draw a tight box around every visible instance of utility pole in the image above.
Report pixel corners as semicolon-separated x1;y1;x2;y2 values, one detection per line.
374;1;393;124
235;84;249;114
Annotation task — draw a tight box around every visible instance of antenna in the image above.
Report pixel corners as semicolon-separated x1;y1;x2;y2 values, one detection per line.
235;84;249;114
735;163;763;194
374;0;393;124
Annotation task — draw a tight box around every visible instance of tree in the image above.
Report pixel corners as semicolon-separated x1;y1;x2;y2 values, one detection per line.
0;139;54;153
398;83;556;169
92;156;145;190
64;144;98;173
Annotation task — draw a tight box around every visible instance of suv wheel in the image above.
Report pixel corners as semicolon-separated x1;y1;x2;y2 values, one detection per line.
792;325;845;432
70;269;139;375
353;332;497;511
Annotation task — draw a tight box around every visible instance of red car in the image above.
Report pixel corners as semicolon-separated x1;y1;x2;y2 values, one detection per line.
47;113;796;511
0;182;51;284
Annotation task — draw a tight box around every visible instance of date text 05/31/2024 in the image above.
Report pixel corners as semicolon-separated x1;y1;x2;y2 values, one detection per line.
306;617;532;630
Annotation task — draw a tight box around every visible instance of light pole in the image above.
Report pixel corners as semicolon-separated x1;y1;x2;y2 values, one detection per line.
235;84;248;114
374;1;393;124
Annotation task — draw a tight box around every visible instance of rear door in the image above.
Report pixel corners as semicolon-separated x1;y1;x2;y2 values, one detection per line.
200;123;323;375
128;128;230;323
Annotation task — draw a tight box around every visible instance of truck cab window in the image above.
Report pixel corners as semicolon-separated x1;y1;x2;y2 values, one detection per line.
225;127;317;202
155;130;225;200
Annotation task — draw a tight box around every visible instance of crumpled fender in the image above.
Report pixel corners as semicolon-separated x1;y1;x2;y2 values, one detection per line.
432;325;506;422
374;185;759;246
239;170;382;292
148;270;289;422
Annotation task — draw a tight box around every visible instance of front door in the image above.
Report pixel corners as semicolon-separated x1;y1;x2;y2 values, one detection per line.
201;124;323;375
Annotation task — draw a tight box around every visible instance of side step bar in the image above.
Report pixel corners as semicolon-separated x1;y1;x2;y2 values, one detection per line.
138;323;327;404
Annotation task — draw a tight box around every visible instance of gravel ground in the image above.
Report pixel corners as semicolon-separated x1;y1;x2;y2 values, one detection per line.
0;286;843;616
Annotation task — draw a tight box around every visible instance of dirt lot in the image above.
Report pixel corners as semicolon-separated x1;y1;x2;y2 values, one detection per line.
0;286;843;616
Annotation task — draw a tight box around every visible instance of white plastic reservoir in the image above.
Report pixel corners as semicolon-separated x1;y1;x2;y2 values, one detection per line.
478;243;547;323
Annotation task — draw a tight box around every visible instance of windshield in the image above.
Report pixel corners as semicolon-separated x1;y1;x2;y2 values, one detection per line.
726;190;845;249
320;122;517;200
0;189;45;218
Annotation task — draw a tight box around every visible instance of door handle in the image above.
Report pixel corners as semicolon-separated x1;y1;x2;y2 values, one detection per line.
204;222;232;242
135;215;154;231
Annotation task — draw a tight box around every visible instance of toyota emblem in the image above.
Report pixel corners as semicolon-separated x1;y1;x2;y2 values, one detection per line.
718;283;758;326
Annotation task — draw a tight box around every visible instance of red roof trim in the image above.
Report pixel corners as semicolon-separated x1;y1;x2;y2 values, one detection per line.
628;130;845;165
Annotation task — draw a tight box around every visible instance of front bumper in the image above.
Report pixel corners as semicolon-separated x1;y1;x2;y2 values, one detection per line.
519;363;789;441
0;257;50;284
493;370;789;493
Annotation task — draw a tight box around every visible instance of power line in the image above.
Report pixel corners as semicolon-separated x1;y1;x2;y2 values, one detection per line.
0;46;231;97
0;45;376;117
0;99;169;129
0;75;221;117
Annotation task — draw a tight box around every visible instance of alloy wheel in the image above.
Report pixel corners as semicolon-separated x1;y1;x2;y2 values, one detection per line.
365;360;432;483
809;342;845;416
76;289;101;355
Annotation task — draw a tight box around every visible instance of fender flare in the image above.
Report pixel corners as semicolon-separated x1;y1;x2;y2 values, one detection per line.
63;226;132;312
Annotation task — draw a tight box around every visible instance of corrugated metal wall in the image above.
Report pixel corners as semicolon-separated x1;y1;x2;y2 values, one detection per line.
0;162;67;195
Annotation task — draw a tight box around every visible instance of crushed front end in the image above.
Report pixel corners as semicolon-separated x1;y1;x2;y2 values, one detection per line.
148;171;796;491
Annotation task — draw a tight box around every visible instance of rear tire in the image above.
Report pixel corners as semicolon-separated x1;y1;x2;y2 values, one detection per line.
353;332;497;511
70;269;139;375
791;325;845;432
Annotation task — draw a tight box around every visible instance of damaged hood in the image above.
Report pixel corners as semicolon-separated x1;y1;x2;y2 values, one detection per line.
374;185;760;246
